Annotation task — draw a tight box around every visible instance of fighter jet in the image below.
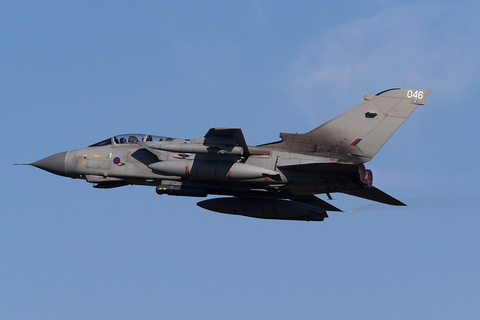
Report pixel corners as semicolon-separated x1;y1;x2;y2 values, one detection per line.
26;88;430;221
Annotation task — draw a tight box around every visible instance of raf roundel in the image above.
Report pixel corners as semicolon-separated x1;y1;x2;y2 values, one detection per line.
113;157;121;165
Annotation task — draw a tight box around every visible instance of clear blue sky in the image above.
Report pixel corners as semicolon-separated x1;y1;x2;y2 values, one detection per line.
2;1;480;319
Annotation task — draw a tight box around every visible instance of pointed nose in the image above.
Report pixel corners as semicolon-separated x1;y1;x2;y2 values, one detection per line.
32;151;68;177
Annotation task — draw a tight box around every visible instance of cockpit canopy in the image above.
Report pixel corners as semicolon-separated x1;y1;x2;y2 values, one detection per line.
89;134;184;147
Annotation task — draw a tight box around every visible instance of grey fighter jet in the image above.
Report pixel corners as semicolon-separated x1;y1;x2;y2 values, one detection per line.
27;88;430;221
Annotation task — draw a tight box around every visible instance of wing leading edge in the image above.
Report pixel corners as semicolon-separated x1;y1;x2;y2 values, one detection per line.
204;128;250;155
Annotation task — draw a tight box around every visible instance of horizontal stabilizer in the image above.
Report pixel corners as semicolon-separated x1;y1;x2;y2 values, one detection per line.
341;187;406;206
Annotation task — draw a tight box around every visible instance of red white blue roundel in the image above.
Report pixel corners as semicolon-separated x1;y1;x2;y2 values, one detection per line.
113;157;121;165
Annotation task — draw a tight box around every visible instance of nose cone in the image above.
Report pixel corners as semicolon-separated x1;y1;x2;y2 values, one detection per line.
32;151;68;177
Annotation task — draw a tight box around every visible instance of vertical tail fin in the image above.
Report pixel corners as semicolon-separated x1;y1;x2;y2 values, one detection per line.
270;88;431;162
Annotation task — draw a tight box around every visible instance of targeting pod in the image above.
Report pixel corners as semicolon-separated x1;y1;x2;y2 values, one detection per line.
156;184;207;197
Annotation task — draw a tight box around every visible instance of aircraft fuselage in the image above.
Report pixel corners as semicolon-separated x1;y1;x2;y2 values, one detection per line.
28;88;431;221
42;134;363;198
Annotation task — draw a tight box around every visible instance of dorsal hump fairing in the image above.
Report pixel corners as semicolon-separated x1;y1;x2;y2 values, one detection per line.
262;88;431;163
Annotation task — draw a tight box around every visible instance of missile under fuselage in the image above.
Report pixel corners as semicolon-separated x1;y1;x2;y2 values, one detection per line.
197;197;327;221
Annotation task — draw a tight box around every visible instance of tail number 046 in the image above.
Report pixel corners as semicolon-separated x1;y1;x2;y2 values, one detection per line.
406;90;424;99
